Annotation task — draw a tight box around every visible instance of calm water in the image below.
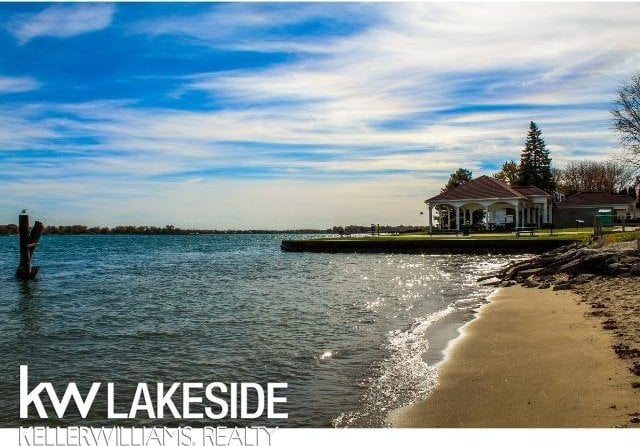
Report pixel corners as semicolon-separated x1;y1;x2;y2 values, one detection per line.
0;234;519;427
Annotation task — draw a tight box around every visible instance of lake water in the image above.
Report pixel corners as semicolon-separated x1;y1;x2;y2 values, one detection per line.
0;234;521;427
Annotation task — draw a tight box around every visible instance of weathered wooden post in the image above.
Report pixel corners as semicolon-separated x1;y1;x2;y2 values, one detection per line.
15;212;43;280
592;215;601;240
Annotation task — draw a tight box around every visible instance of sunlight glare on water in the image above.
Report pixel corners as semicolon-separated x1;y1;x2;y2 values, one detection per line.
0;234;524;427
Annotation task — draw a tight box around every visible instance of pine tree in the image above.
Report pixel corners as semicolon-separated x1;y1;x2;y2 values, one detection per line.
517;121;555;191
494;160;519;185
442;168;472;191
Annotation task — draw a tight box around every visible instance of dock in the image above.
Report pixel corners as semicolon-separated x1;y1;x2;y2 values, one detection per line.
281;237;574;254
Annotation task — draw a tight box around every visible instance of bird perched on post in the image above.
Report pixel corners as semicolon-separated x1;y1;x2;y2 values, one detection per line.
21;209;28;214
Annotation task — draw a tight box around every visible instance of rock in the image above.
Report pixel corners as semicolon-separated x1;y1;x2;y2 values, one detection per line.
479;277;501;287
523;278;539;288
557;259;582;274
572;273;595;284
553;282;573;291
538;282;550;289
606;262;623;271
605;255;621;264
501;280;516;287
612;344;640;359
477;274;497;283
602;319;618;330
517;267;544;278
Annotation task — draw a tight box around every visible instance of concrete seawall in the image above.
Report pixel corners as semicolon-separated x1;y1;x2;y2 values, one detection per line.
281;238;574;254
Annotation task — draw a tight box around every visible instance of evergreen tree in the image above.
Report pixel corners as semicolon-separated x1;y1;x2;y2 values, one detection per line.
435;168;473;228
443;168;473;191
517;121;555;191
494;160;519;185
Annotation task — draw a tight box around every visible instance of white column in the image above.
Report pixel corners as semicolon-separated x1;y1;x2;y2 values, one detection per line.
455;206;460;231
484;206;490;230
543;201;548;224
428;204;433;232
549;201;553;224
515;203;519;230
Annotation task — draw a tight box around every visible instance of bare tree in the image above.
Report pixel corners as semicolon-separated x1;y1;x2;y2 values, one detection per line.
612;72;640;169
556;160;635;195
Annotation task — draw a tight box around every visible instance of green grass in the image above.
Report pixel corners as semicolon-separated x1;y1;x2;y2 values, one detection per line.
600;229;640;245
308;227;640;245
310;228;593;243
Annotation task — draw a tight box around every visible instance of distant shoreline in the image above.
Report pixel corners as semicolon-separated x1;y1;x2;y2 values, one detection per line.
0;224;424;236
0;230;330;235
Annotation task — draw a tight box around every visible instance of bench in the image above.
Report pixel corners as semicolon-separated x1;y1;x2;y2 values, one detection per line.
516;226;537;237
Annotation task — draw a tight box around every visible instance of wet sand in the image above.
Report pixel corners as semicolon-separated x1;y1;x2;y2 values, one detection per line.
393;285;640;427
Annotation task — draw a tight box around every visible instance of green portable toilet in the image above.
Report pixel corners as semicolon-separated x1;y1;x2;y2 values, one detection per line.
595;209;613;227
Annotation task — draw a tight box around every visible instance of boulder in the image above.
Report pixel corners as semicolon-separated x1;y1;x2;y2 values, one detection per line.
517;268;544;278
553;282;574;291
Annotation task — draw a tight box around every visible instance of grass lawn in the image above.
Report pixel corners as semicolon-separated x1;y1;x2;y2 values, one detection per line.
311;226;640;244
601;228;640;244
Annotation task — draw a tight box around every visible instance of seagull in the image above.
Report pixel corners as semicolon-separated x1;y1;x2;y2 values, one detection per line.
21;209;28;214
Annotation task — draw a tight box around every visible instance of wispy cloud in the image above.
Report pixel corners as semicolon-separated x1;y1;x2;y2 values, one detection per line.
1;3;639;227
0;75;40;93
132;3;375;52
8;3;115;44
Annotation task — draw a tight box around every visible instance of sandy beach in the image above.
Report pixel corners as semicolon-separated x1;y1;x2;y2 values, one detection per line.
393;284;640;427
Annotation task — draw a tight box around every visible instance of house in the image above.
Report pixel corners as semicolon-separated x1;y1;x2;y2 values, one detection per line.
424;175;552;231
555;192;637;227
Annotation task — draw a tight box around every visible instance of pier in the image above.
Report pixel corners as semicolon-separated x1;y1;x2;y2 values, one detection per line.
281;237;575;254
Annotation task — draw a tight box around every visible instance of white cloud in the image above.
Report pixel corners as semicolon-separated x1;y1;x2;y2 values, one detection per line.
9;3;115;44
0;75;40;94
2;3;640;227
132;3;376;52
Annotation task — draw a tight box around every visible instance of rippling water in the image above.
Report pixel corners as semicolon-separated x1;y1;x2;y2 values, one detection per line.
0;234;523;427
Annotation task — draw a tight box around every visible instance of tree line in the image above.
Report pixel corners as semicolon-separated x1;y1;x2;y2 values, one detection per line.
0;225;334;236
492;122;638;196
0;224;426;236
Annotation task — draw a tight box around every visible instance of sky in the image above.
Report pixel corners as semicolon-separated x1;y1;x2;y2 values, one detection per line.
0;2;639;229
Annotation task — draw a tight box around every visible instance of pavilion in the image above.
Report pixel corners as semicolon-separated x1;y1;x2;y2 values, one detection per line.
425;175;552;231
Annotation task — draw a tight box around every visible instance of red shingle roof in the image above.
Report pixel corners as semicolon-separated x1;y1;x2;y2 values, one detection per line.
426;175;547;202
557;192;634;207
512;186;549;196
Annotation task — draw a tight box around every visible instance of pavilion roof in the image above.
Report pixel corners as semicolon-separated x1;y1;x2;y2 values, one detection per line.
426;175;547;202
512;185;549;196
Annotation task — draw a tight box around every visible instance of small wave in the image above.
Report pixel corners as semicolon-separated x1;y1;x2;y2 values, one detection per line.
333;305;456;427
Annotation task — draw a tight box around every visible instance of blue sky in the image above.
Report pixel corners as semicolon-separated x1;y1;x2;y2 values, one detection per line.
1;2;639;228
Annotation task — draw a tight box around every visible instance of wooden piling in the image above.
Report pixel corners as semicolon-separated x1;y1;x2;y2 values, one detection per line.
15;213;43;281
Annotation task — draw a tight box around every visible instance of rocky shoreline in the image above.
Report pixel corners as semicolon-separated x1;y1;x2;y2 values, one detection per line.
482;239;640;290
480;239;640;405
